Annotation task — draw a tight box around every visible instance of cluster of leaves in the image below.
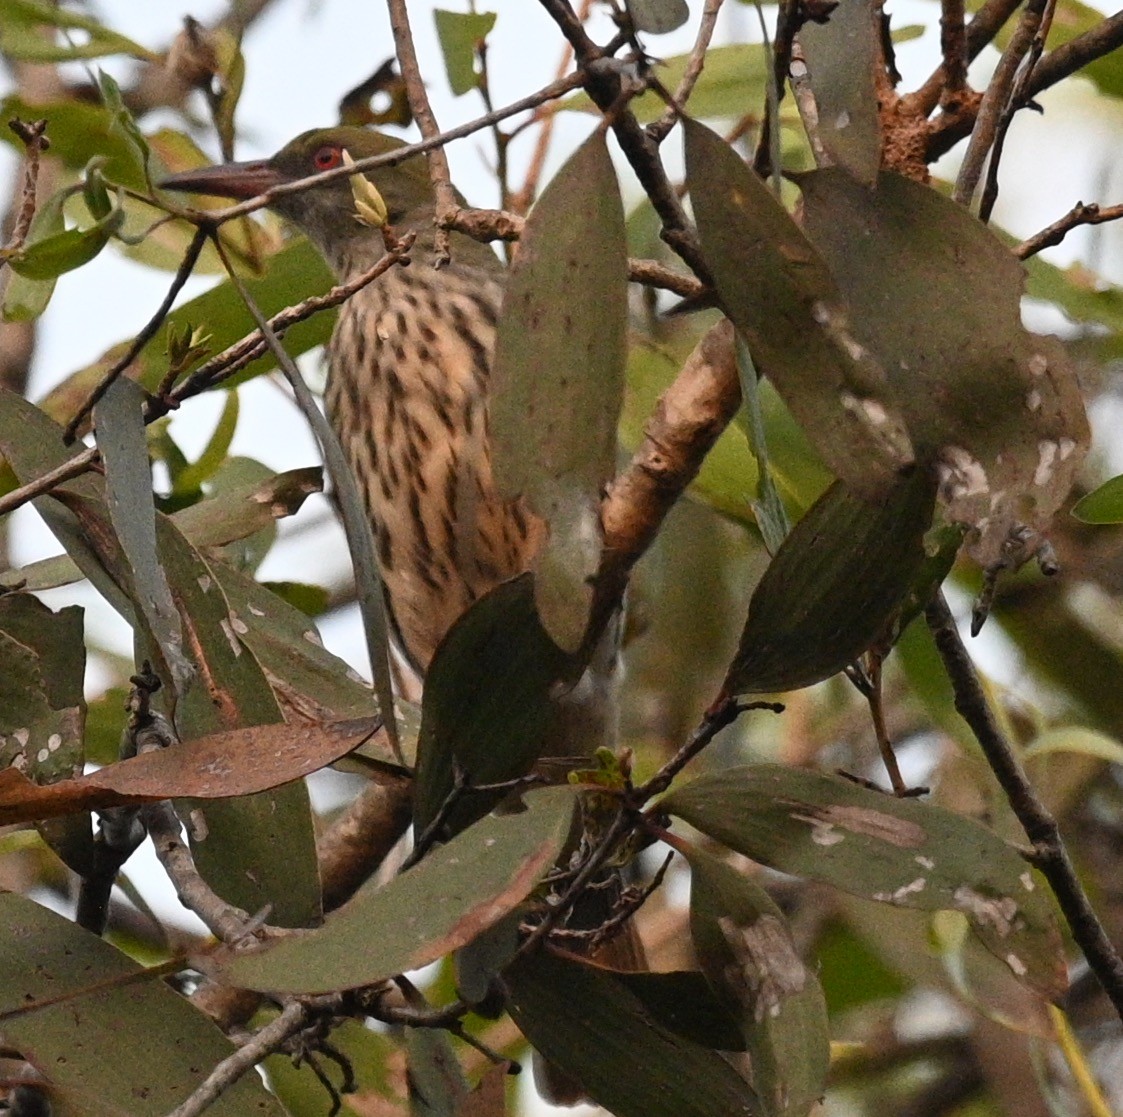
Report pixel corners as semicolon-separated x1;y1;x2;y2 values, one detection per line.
1;0;1123;1116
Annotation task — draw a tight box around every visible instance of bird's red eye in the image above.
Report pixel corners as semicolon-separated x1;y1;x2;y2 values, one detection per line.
313;145;343;170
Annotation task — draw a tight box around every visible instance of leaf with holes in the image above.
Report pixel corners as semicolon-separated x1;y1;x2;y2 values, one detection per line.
662;765;1067;1000
798;168;1089;568
684;118;912;498
685;846;829;1117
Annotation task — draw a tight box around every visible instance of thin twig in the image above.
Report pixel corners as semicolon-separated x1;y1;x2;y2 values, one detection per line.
165;1001;310;1117
977;0;1057;222
1015;200;1123;259
2;118;49;265
171;246;410;398
536;0;713;290
62;226;208;442
647;0;725;144
0;446;99;518
753;0;801;177
210;235;402;762
636;696;781;801
386;0;459;265
952;0;1049;208
907;0;1023;116
925;591;1123;1026
788;41;831;168
1025;9;1123;100
143;799;256;942
940;0;968;93
508;0;592;214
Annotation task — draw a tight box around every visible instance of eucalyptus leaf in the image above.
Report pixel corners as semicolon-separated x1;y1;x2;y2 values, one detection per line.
0;891;287;1117
663;765;1067;1000
491;130;628;651
433;9;497;95
684;117;913;499
726;471;935;695
506;949;762;1117
798;168;1089;569
219;787;575;993
685;846;829;1116
798;0;882;184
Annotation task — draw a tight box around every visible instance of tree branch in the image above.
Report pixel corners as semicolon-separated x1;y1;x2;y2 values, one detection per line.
925;591;1123;1026
1015;200;1123;259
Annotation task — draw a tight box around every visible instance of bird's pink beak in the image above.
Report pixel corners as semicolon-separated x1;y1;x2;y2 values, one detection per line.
160;159;284;200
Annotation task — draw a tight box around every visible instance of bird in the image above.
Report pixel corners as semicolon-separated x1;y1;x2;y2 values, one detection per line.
162;127;544;677
162;128;640;1105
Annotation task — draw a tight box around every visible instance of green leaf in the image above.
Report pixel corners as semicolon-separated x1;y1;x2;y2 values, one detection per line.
95;377;193;696
684;117;913;499
219;786;575;993
409;1028;471;1116
736;337;790;552
1022;726;1123;766
726;471;935;695
6;195;125;280
491;130;628;651
0;891;287;1117
173;391;241;495
685;846;829;1116
612;970;748;1051
798;0;882;184
1;93;149;191
627;0;690;33
662;765;1068;1000
98;68;151;188
413;576;571;836
506;949;762;1117
433;9;497;95
155;513;321;929
798;168;1090;569
1072;474;1123;523
0;0;156;62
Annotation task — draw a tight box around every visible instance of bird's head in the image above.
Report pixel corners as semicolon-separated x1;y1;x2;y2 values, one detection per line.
161;127;435;272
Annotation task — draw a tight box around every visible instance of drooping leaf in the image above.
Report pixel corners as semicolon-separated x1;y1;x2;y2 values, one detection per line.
684;846;829;1117
798;168;1089;568
662;765;1068;1000
97;68;151;188
154;512;321;929
505;949;762;1117
798;0;882;184
219;787;575;994
433;9;497;95
491;131;628;650
684;118;913;499
0;891;287;1117
95;377;193;697
413;576;571;836
726;471;935;695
